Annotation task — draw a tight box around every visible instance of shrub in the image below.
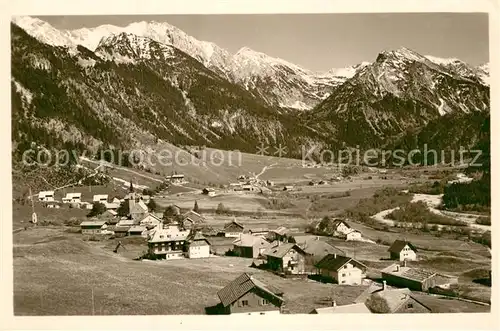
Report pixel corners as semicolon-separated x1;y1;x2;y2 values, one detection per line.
147;199;157;212
224;249;239;257
216;203;231;215
63;218;81;226
344;187;412;223
475;216;491;225
87;202;106;217
265;197;295;210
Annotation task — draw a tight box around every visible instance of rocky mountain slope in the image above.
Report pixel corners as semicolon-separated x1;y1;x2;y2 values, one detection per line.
11;17;490;170
307;47;490;148
12;16;362;111
11;23;323;164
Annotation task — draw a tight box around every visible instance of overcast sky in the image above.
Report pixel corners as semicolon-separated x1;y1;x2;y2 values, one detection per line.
37;13;489;71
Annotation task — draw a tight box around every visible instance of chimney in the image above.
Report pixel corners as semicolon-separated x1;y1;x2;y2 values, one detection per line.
333;253;337;259
316;236;319;241
395;265;400;272
331;300;337;307
382;280;386;290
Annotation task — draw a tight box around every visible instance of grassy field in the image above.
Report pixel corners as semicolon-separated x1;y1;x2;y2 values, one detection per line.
12;203;88;230
13;226;368;315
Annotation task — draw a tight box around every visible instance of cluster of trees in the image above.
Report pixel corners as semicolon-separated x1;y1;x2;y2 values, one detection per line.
387;201;467;227
442;179;490;212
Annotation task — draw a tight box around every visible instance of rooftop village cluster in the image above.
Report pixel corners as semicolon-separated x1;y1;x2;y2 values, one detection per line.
74;196;462;314
32;173;484;315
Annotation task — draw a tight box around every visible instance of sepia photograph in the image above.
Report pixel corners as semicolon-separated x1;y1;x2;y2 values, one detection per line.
6;1;496;327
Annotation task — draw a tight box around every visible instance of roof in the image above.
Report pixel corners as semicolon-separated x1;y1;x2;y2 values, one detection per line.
116;219;136;226
38;191;54;197
316;254;368;272
186;231;211;245
263;243;306;259
80;220;107;227
332;219;351;230
112;226;131;232
172;174;185;178
300;239;345;258
93;194;108;201
64;192;82;198
271;226;288;236
408;292;489;313
130;201;148;214
182;210;205;224
381;264;436;282
354;282;384;304
388;240;417;253
311;303;371;314
248;228;269;234
224;220;245;231
140;213;162;223
128;225;147;233
104;202;120;209
367;288;413;313
233;234;271;248
149;228;189;243
217;273;284;307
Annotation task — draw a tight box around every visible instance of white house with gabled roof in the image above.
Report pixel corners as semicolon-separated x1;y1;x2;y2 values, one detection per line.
38;191;55;202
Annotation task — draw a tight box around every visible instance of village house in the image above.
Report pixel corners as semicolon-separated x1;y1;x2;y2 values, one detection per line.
232;234;272;258
268;226;289;242
341;229;362;241
246;228;269;238
222;220;245;238
93;194;109;204
116;217;136;227
388;240;418;261
147;225;190;260
62;192;82;204
139;213;163;227
299;237;345;263
80;220;108;235
381;262;458;292
331;219;352;235
264;243;307;275
140;195;151;204
110;226;130;237
202;188;216;197
216;273;284;315
181;210;205;230
38;191;55;202
127;225;148;238
365;282;432;313
315;254;367;285
310;302;371;314
165;174;185;184
282;185;294;191
185;231;211;259
241;184;257;192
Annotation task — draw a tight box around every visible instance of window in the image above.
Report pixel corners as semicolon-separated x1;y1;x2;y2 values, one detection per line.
341;280;346;284
407;303;413;309
241;300;249;307
342;273;346;277
344;265;348;269
261;299;269;305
